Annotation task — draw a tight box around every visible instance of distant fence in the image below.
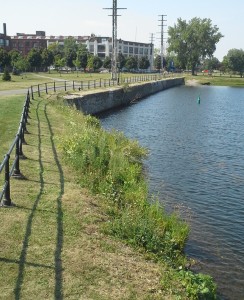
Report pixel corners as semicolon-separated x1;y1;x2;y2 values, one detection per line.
0;91;30;207
0;73;167;206
30;74;164;99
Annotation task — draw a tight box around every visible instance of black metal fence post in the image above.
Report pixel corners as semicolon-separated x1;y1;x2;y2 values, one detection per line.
45;83;48;94
38;84;40;97
2;154;12;206
31;86;34;100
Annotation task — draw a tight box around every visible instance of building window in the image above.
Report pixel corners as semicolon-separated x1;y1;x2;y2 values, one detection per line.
123;46;128;53
129;47;133;54
98;45;105;52
89;45;94;52
144;48;148;55
134;47;138;54
0;39;4;46
139;48;143;55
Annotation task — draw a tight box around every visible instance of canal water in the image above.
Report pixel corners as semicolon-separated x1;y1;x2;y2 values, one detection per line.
99;85;244;300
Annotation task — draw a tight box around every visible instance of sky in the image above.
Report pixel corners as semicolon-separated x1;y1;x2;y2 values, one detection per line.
1;0;243;61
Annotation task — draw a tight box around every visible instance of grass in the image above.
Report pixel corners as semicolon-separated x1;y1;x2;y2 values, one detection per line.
0;84;217;299
0;95;26;158
184;72;244;86
0;93;171;299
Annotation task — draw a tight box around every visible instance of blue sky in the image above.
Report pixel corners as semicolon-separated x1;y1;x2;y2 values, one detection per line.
1;0;243;60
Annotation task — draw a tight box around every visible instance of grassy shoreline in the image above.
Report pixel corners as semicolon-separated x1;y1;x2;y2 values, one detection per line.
0;85;217;299
5;73;243;298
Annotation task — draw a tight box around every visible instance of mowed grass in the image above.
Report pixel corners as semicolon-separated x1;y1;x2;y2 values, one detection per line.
0;95;26;158
0;93;186;299
184;72;244;86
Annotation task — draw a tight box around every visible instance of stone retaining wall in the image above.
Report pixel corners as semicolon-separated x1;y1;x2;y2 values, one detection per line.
64;77;185;115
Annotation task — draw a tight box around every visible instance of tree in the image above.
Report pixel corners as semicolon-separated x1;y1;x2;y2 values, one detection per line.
2;66;11;81
9;49;21;68
125;56;137;71
168;17;223;75
15;57;30;76
77;44;89;71
0;48;10;71
117;52;126;70
87;55;102;71
154;55;161;71
223;49;244;77
202;57;220;71
27;48;42;71
41;48;54;72
73;57;81;76
138;56;150;70
103;56;111;70
54;54;65;76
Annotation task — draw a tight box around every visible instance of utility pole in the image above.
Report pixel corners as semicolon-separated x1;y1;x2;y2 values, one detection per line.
104;1;126;81
149;33;155;71
158;14;167;72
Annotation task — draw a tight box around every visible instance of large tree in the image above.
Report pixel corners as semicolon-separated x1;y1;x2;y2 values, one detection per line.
27;48;42;71
0;48;10;70
223;48;244;77
168;17;223;75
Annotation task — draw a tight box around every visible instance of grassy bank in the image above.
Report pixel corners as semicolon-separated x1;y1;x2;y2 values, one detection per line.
184;73;244;86
0;90;216;299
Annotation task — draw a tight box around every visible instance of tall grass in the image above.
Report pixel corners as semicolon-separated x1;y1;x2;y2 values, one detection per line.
61;110;187;261
60;105;217;298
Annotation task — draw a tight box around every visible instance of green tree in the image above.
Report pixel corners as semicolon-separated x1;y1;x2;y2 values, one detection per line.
2;66;11;81
77;44;89;71
73;57;81;76
41;48;54;72
9;49;21;68
125;56;137;71
202;57;220;71
0;48;10;70
103;56;111;70
223;48;244;77
138;56;150;70
87;55;102;71
27;48;42;71
154;55;161;71
54;54;65;76
117;52;126;70
15;57;30;76
168;17;223;75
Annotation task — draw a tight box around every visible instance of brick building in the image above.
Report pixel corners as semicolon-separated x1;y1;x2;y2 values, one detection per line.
2;23;154;68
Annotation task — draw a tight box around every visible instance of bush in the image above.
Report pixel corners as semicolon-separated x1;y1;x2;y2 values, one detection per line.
2;67;11;81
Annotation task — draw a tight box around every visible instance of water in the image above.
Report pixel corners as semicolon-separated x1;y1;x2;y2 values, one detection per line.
99;85;244;300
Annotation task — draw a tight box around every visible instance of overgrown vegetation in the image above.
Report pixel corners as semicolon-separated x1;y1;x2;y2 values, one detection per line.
60;102;217;299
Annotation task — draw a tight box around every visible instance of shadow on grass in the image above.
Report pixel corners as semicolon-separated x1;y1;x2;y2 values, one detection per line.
14;101;64;300
44;103;64;300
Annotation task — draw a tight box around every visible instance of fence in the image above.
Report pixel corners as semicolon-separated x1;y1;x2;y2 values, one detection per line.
0;73;165;206
0;91;31;207
29;74;164;99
